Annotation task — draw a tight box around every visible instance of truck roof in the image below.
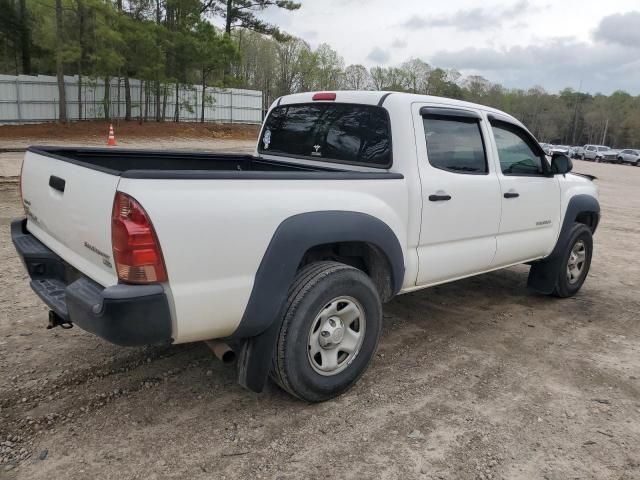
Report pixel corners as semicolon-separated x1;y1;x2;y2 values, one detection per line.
277;91;524;129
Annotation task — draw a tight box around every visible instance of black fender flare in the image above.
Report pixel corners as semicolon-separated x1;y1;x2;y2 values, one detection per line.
234;210;405;392
528;194;600;294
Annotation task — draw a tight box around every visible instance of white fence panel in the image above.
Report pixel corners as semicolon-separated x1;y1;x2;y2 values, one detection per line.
0;74;263;125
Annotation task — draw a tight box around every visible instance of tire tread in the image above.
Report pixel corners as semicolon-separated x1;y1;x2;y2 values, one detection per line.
270;261;353;398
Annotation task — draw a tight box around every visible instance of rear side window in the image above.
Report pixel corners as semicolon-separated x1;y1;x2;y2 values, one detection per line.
259;103;392;167
422;116;487;174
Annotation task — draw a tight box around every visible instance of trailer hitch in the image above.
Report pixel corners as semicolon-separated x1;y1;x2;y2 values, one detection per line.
47;310;73;330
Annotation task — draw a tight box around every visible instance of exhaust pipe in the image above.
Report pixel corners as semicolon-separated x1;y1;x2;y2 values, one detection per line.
205;340;236;364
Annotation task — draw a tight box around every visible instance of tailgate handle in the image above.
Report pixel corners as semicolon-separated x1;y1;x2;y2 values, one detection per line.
49;175;66;193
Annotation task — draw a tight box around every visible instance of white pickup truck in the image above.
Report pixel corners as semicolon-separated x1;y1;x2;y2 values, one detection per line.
12;91;600;402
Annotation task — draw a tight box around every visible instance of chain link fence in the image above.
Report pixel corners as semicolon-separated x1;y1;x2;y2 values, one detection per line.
0;74;263;125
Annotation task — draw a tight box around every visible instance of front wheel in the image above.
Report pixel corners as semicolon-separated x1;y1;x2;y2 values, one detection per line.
271;261;382;402
552;223;593;298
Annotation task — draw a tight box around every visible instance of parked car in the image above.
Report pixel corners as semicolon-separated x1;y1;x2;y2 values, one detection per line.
12;91;601;402
582;145;610;161
539;143;553;155
551;145;571;156
600;149;622;164
570;146;584;159
617;149;640;166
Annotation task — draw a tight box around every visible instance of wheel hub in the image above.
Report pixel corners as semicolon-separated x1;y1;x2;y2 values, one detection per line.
567;239;586;284
307;296;366;376
319;317;345;348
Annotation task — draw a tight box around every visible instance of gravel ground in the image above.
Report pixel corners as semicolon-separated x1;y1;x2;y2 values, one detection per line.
0;122;260;150
0;159;639;480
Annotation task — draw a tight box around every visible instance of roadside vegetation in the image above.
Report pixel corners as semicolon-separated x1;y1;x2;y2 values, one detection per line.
1;0;639;147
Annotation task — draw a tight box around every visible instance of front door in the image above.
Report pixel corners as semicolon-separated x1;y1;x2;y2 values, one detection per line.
414;105;502;286
487;118;561;267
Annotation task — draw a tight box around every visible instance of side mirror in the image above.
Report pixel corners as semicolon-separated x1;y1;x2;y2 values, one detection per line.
551;154;573;175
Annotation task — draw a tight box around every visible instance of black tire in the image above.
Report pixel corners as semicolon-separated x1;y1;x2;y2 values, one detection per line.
552;223;593;298
271;261;382;402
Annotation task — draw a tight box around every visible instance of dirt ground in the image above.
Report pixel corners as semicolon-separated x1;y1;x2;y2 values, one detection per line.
0;159;639;480
0;122;260;149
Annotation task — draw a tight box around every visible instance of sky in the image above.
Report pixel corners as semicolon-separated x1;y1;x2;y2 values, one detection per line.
257;0;640;95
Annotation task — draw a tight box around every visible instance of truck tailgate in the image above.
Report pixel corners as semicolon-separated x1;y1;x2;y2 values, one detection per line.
21;150;119;287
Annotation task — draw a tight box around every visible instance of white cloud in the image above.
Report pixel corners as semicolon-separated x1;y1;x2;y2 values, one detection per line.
258;0;640;93
401;0;537;31
593;11;640;47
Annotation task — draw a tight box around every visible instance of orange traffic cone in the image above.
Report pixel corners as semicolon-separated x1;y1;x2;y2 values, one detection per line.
107;124;117;146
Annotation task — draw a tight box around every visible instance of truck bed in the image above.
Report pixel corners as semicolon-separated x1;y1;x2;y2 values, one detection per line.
29;146;404;180
28;146;325;176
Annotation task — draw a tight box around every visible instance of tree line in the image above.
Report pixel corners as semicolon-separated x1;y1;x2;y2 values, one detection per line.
1;0;639;147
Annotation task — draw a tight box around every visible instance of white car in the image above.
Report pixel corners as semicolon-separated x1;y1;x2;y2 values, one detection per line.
551;145;571;155
582;144;610;161
617;149;640;166
539;143;553;155
12;91;600;402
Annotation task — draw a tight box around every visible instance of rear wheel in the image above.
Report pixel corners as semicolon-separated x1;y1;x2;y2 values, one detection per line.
271;261;382;402
552;223;593;298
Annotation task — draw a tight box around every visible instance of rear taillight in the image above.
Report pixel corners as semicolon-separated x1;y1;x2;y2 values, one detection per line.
111;192;167;284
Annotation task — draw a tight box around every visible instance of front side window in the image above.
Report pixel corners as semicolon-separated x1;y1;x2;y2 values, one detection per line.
258;103;391;167
491;122;547;176
422;116;487;174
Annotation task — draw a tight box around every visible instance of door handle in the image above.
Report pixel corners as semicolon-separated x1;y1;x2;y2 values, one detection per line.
504;192;519;199
49;175;66;193
428;194;452;202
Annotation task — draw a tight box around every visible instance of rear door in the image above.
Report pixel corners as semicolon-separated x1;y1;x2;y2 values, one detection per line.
413;104;502;285
21;150;120;287
486;117;561;267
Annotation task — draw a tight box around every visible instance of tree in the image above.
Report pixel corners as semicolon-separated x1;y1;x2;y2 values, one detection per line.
193;20;238;121
18;0;31;74
343;64;371;90
400;58;430;93
54;0;67;122
315;43;343;90
275;38;308;95
206;0;300;40
464;75;491;102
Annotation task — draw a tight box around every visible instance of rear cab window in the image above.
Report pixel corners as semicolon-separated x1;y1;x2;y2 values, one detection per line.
258;103;392;168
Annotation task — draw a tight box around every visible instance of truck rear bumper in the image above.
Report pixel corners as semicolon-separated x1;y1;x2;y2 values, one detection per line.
11;218;173;346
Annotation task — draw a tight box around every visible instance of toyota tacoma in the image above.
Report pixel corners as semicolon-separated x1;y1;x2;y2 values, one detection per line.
12;91;600;402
